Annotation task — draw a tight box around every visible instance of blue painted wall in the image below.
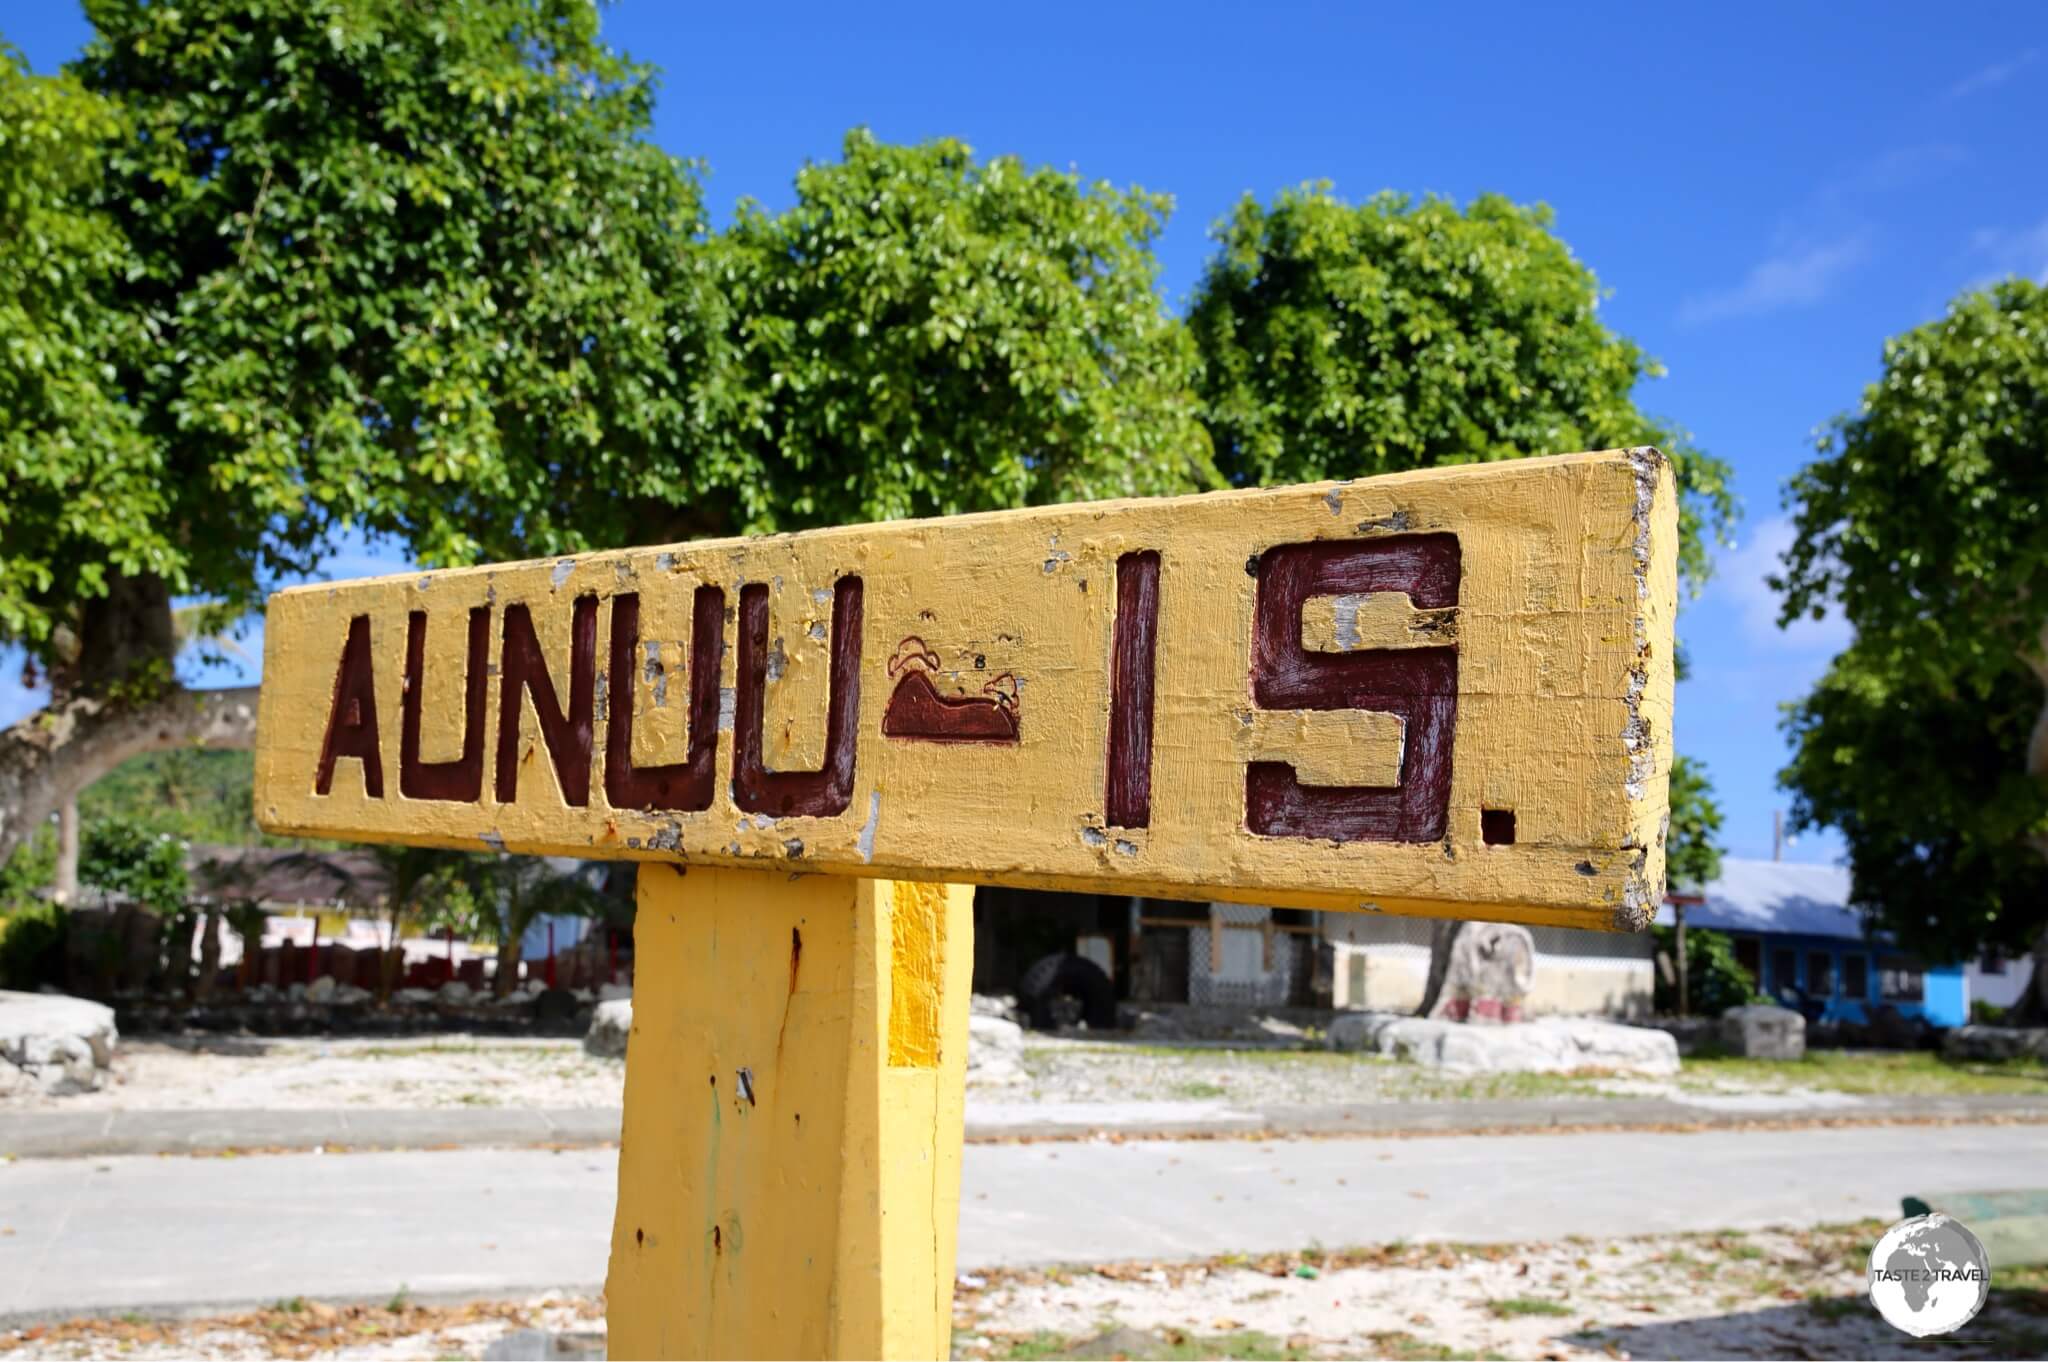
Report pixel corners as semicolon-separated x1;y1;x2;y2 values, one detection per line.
1733;930;1968;1028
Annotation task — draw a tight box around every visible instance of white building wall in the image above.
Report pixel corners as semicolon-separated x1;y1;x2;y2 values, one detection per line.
1968;955;2037;1012
1324;913;1655;1019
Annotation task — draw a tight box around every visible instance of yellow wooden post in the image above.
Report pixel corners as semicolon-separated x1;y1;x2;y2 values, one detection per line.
606;866;972;1359
249;448;1682;1361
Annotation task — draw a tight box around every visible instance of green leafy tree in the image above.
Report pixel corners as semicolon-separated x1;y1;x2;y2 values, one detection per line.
702;129;1214;531
284;844;478;999
1188;186;1734;586
0;44;169;659
450;855;612;996
1651;925;1759;1016
0;0;724;869
79;823;189;913
0;825;63;990
1776;279;2048;1011
1665;755;1726;894
78;749;272;847
0;826;56;914
1195;187;1732;1005
80;822;194;994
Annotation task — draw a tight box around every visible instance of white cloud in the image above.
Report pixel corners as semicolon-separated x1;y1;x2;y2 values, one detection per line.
1968;215;2048;285
1947;47;2039;100
1711;516;1853;654
1677;234;1873;326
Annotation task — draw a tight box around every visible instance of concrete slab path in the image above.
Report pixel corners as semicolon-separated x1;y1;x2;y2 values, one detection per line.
2;1123;2042;1321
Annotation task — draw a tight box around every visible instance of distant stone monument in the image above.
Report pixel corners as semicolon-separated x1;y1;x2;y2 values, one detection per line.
1428;922;1536;1023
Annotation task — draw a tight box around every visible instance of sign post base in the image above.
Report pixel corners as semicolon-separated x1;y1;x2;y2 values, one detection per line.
606;864;974;1359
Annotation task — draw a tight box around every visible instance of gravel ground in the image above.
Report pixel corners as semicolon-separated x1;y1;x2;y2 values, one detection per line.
1;1035;624;1112
3;1224;2040;1360
7;1008;2036;1114
0;1029;1684;1115
953;1222;2048;1359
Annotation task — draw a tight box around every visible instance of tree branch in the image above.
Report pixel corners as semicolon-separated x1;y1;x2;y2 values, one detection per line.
0;685;261;870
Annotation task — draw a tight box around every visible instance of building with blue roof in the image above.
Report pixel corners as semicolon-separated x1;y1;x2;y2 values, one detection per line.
1656;857;1994;1027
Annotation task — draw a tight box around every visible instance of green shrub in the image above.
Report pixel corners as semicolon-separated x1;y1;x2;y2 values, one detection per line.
0;903;66;991
1652;924;1761;1016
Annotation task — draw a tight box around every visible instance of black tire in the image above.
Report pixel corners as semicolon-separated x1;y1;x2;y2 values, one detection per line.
1018;952;1117;1031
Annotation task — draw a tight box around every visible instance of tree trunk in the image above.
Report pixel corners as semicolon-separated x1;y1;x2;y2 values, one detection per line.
1416;920;1466;1018
0;685;260;871
163;910;196;998
53;800;80;904
379;904;405;1002
195;909;222;1002
2027;624;2048;1017
495;924;524;997
1;569;258;873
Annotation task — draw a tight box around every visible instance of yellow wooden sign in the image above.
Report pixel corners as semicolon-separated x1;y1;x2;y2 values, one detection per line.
252;447;1677;1360
254;448;1676;930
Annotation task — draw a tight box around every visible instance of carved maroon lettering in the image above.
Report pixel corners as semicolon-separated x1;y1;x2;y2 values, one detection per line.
1246;535;1459;842
734;577;862;818
881;637;1020;743
314;614;384;798
494;596;599;807
605;588;724;812
401;607;489;802
1105;551;1161;828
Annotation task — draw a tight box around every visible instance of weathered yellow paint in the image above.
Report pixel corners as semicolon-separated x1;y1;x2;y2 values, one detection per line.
253;448;1678;928
887;880;946;1070
606;864;973;1359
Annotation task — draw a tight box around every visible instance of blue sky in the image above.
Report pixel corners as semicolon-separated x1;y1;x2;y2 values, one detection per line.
5;2;2045;864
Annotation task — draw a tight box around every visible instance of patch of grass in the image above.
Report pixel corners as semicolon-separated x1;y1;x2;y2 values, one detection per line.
273;1296;307;1314
1408;1070;1615;1102
1153;1330;1305;1361
1486;1296;1572;1319
1803;1292;1863;1322
984;1331;1070;1360
1366;1330;1494;1361
1173;1080;1229;1100
387;1285;411;1312
983;1326;1311;1361
1677;1048;2048;1096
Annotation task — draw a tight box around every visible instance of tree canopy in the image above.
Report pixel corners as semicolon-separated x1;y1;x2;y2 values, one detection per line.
0;43;167;657
1665;755;1726;894
1188;186;1734;586
700;129;1215;532
1777;279;2048;972
1;4;1725;884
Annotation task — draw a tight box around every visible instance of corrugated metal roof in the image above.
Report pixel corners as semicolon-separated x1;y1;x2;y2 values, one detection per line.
1656;857;1866;940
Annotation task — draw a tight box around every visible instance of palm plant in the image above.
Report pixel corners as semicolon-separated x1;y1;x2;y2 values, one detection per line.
461;856;613;997
270;844;477;999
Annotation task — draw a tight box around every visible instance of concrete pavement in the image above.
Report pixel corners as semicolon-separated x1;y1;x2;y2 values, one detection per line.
3;1122;2042;1321
5;1091;2043;1157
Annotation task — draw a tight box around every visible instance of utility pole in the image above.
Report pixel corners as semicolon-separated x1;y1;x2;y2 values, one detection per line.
1677;901;1689;1017
1773;809;1784;862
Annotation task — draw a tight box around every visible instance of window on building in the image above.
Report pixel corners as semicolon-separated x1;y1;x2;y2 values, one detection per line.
1733;937;1761;987
1808;952;1835;997
1843;953;1868;1000
1772;947;1798;995
1980;952;2007;975
1880;955;1924;1002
